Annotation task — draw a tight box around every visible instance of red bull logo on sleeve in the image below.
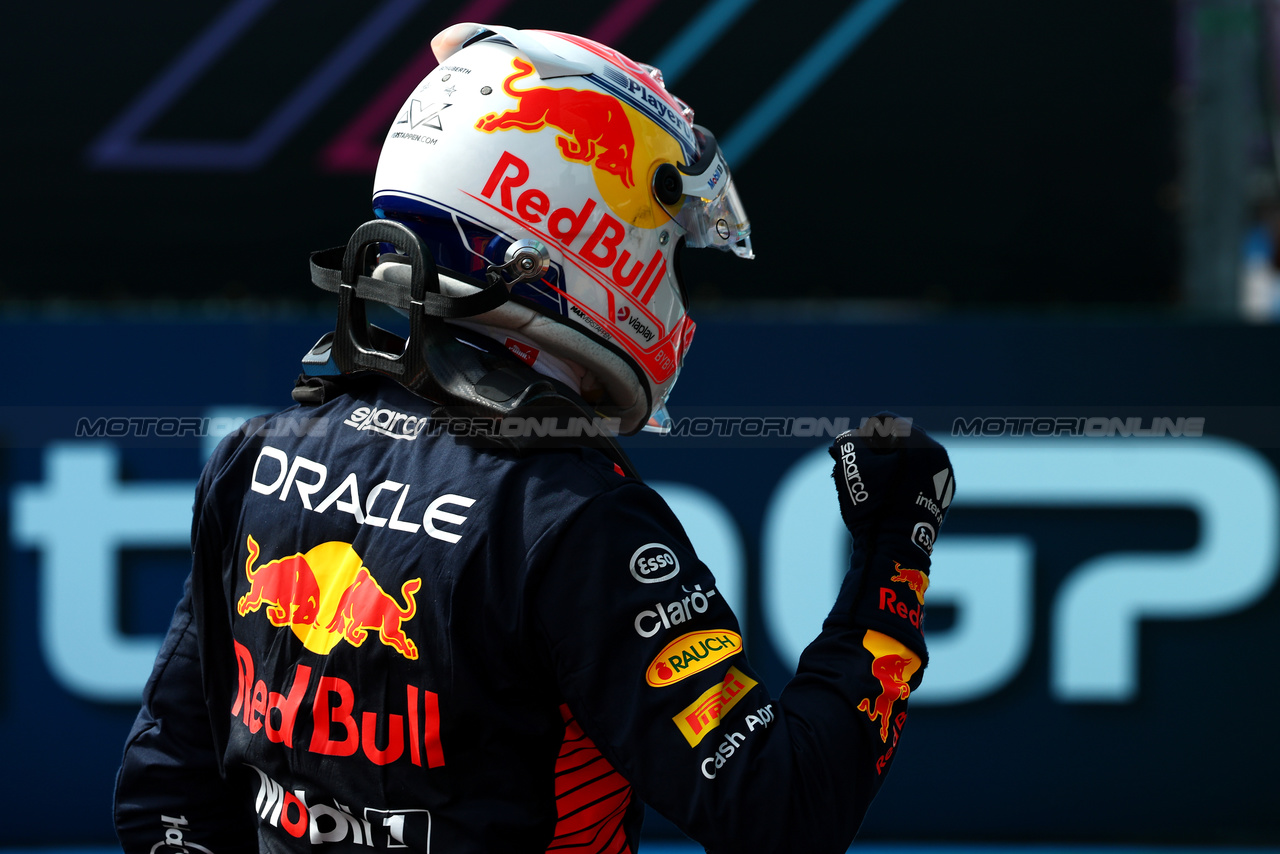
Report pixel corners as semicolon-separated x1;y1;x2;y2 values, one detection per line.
858;630;921;743
878;562;930;628
238;535;420;660
891;563;930;604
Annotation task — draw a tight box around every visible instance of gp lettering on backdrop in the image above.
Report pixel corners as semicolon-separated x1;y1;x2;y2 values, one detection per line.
232;641;445;769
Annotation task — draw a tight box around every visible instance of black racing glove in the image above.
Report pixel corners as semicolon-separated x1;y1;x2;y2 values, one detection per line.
828;414;955;661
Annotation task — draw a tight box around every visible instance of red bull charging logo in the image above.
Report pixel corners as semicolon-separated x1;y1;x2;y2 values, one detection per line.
476;57;636;188
890;563;930;604
238;535;421;660
857;630;921;743
878;562;930;629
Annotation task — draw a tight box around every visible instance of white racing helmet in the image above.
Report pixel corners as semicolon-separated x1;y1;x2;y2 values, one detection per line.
371;23;753;435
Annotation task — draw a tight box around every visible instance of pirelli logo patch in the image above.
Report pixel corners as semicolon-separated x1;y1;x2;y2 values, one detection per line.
673;666;757;747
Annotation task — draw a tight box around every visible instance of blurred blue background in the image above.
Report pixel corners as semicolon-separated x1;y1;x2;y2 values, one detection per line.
5;0;1280;851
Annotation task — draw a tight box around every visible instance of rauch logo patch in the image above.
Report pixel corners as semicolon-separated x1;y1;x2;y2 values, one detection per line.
645;630;742;686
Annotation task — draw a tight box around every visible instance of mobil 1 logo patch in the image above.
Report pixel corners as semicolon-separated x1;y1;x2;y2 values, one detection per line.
630;542;680;584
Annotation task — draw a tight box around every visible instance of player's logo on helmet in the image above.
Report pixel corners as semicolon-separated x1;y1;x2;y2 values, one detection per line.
371;23;753;434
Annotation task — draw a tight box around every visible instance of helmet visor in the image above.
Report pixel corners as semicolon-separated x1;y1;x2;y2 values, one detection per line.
670;126;754;260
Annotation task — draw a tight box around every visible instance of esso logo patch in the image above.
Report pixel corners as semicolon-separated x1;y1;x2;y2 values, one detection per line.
912;522;936;556
630;543;680;584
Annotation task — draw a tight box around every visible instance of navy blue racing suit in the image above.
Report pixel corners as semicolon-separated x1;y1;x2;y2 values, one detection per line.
115;373;928;853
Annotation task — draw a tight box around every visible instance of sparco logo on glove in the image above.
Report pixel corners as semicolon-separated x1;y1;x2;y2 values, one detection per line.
838;440;870;504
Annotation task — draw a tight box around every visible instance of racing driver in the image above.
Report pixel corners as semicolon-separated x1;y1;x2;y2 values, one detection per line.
114;22;955;854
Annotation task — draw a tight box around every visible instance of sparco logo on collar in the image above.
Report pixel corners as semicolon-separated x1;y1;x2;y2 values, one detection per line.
630;542;680;583
838;440;869;504
343;406;430;440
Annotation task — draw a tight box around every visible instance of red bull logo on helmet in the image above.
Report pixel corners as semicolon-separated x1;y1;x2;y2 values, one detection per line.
546;31;699;160
470;149;690;386
477;57;636;188
238;535;421;660
475;58;685;231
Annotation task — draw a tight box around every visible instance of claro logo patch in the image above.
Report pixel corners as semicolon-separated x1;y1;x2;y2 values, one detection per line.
646;630;742;686
630;542;680;583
